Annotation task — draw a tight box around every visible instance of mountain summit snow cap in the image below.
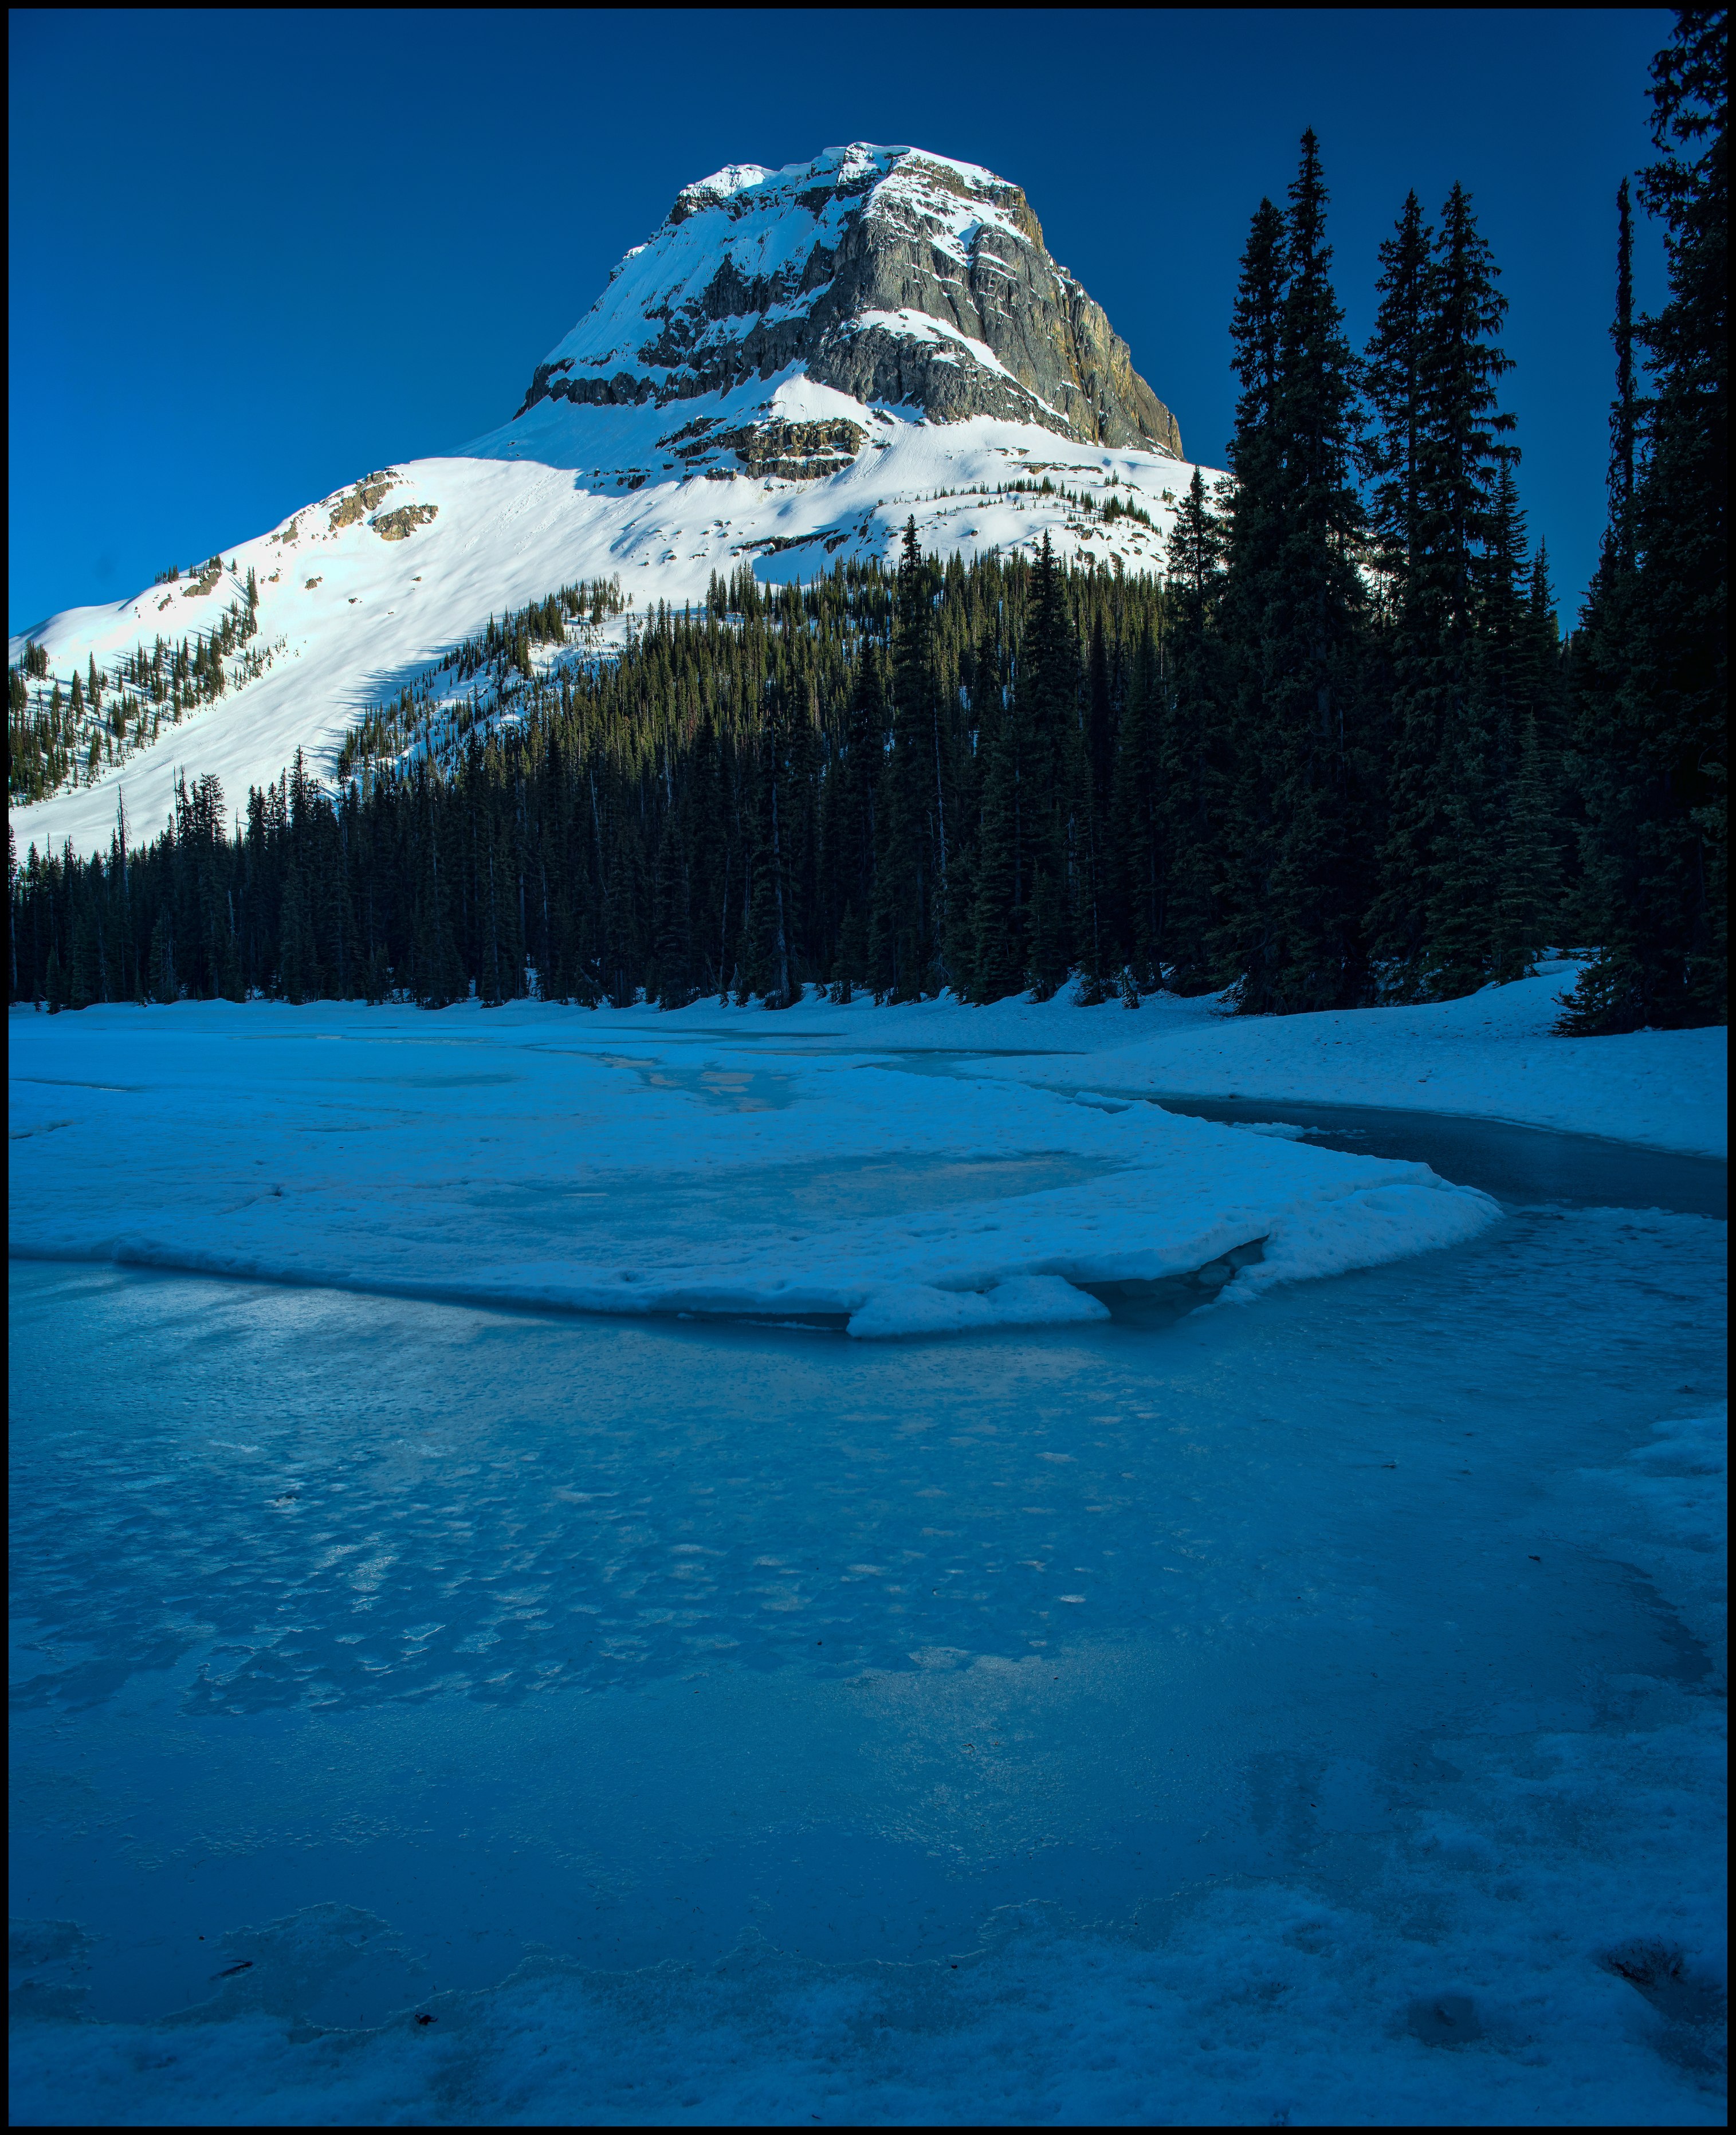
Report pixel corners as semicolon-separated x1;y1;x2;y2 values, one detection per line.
666;161;778;224
516;142;1181;458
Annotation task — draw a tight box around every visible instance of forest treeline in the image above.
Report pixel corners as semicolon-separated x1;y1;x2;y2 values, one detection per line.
8;569;268;805
8;12;1724;1032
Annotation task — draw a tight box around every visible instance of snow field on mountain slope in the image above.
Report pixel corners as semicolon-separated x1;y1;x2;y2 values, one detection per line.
7;999;1499;1337
11;393;1208;864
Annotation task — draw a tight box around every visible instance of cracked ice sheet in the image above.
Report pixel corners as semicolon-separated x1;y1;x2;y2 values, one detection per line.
6;1001;1498;1336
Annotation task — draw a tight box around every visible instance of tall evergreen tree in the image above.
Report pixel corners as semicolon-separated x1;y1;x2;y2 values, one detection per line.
1362;191;1433;623
1217;136;1369;1012
1611;176;1640;547
871;522;944;999
740;719;787;1006
1562;6;1727;1031
1106;614;1162;988
1369;180;1516;994
825;650;885;996
968;540;1075;999
1208;196;1289;998
1150;471;1227;991
1022;537;1081;998
1475;464;1565;981
1521;544;1577;905
1075;609;1116;996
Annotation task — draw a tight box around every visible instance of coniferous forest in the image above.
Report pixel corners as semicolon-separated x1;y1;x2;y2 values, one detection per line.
9;13;1725;1034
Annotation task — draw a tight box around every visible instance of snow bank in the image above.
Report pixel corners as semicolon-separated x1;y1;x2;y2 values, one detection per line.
1553;1404;1729;1679
847;1273;1109;1339
7;1001;1501;1334
11;1859;1725;2128
954;961;1727;1159
639;965;1723;1159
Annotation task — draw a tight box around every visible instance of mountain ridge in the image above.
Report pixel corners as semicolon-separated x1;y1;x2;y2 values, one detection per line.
512;144;1183;459
11;143;1211;858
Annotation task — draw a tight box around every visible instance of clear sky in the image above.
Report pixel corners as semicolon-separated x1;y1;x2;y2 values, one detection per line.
9;7;1672;637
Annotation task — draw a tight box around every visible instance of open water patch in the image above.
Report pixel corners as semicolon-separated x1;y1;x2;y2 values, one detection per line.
1133;1096;1726;1219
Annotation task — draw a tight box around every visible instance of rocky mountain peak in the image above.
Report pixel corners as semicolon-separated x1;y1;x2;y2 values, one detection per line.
516;144;1181;460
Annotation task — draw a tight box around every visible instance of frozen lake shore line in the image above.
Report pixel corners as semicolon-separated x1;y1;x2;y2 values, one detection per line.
8;971;1722;1332
711;959;1725;1159
10;999;1509;1339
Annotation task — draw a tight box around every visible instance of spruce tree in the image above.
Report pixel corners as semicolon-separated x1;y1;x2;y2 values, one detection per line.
1085;611;1114;849
743;685;798;1008
1075;609;1116;997
1152;472;1227;991
1363;191;1433;617
1427;460;1526;990
1106;615;1161;987
652;800;693;1008
1217;136;1369;1013
147;909;176;1004
1561;8;1727;1031
1494;717;1564;980
684;716;729;998
1370;181;1516;995
830;904;869;1003
971;608;1036;1000
975;536;1077;999
870;523;945;1000
1522;545;1577;908
826;648;886;971
1211;197;1289;996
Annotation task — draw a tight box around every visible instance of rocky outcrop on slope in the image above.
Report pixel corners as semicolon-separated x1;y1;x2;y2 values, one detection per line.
657;414;867;480
371;503;439;540
516;146;1181;461
327;474;397;531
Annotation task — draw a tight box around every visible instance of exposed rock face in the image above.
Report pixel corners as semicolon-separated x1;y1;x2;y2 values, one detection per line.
516;145;1181;462
327;474;397;531
371;503;439;541
659;415;867;481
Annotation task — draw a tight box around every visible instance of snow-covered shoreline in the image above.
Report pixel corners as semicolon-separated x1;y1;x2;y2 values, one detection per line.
9;959;1724;1340
935;974;1717;1169
677;959;1726;1159
10;958;1725;1158
9;996;1506;1337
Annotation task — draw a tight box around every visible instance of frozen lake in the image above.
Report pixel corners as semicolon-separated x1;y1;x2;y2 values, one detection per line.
8;1016;1727;2125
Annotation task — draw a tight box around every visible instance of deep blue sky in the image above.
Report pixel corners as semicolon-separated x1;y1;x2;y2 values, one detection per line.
10;7;1671;636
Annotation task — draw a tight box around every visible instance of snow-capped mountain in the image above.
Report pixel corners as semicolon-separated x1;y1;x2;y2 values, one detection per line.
511;142;1183;454
12;144;1218;858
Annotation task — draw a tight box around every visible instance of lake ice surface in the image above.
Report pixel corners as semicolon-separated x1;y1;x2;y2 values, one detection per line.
6;1002;1505;1332
10;1170;1726;2123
